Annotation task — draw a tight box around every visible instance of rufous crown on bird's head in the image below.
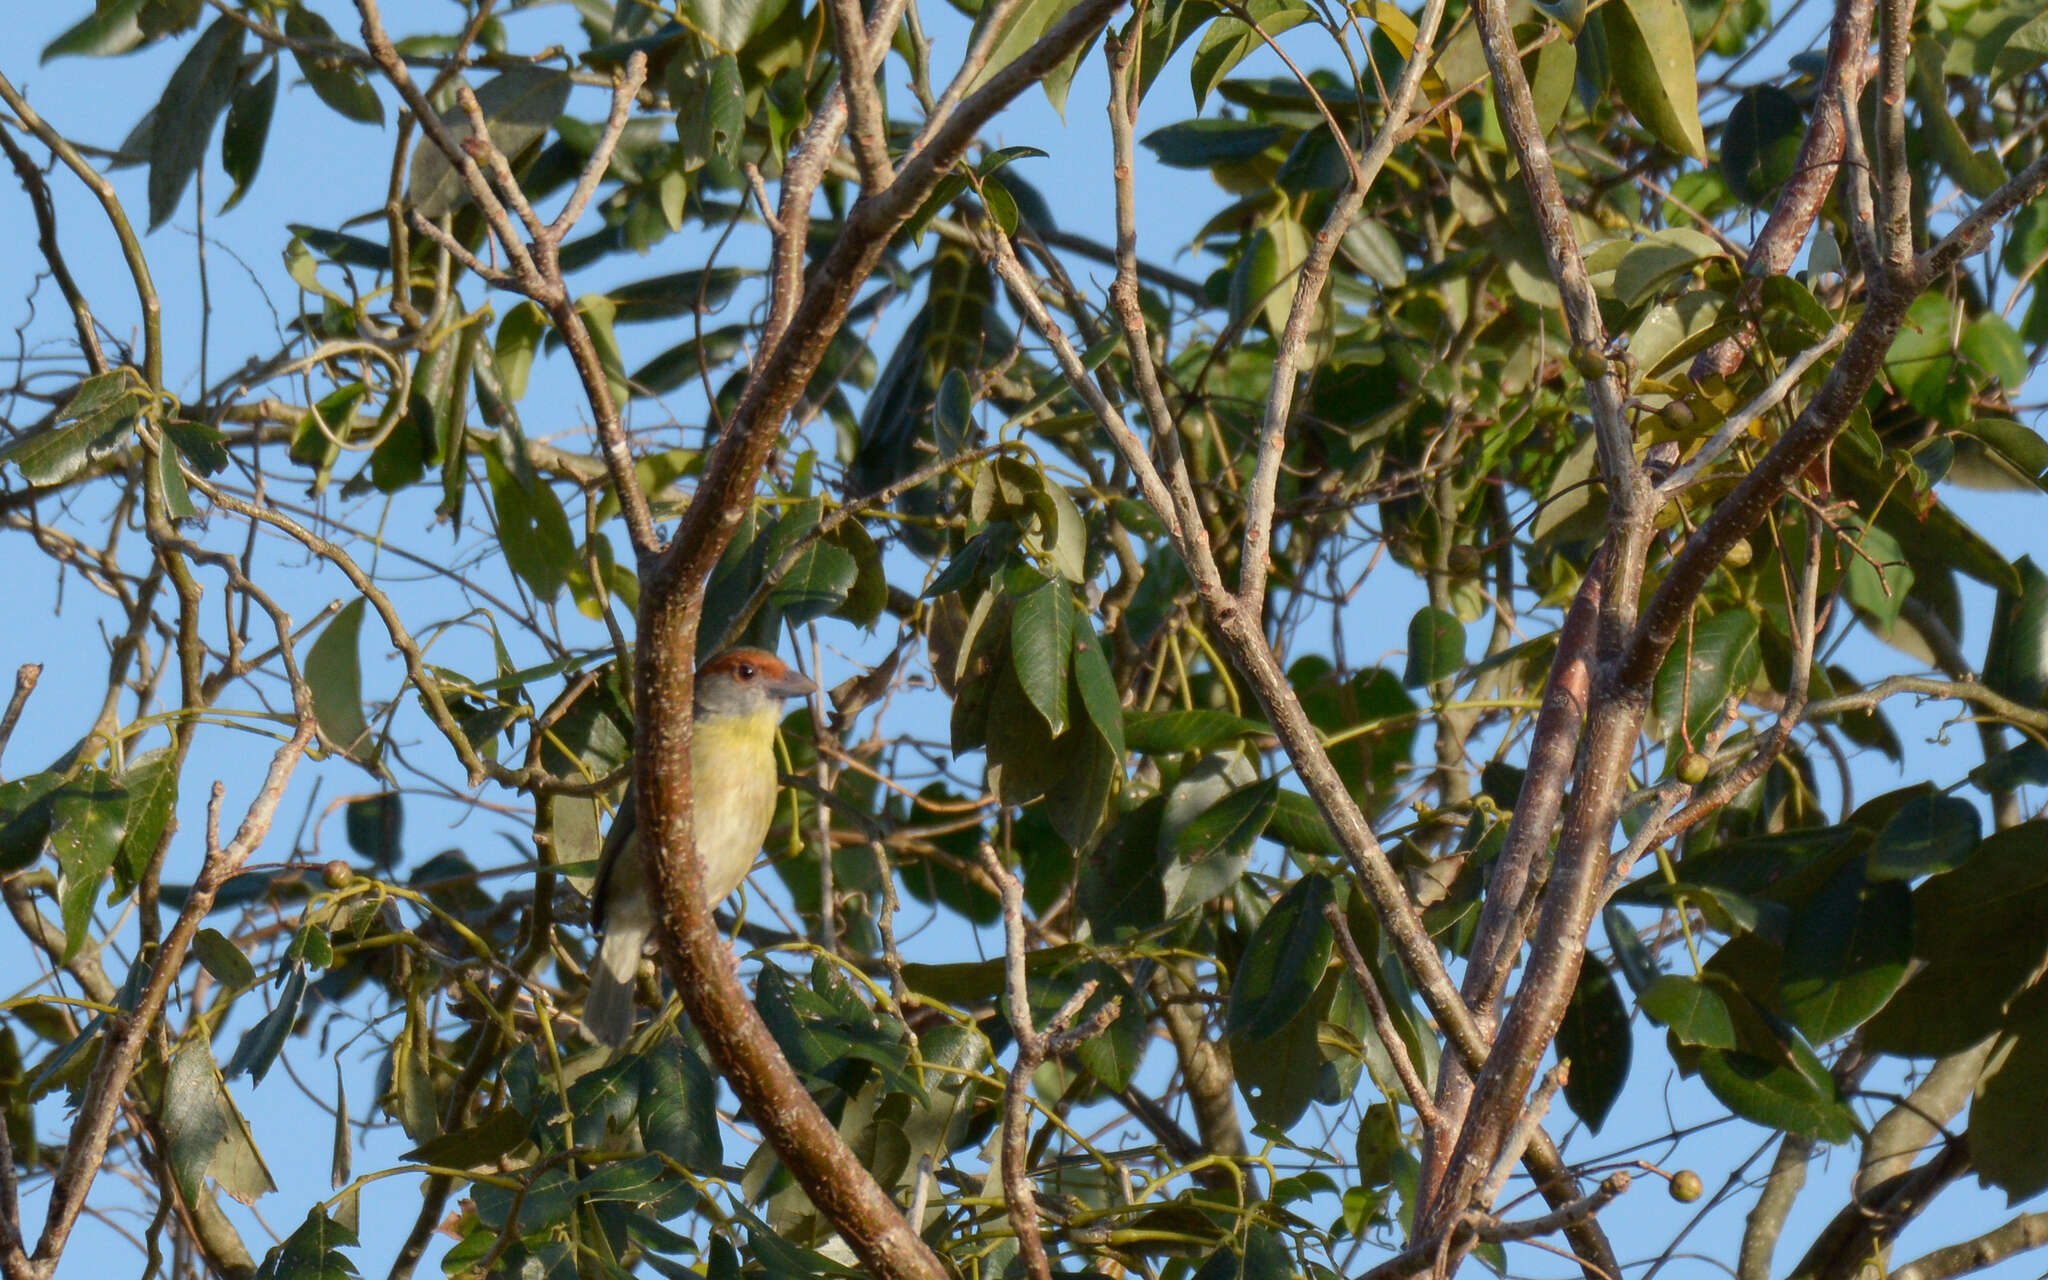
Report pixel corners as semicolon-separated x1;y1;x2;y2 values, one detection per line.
694;646;817;716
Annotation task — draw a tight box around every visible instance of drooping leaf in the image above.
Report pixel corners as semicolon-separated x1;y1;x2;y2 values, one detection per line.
638;1038;723;1174
1228;874;1335;1043
1556;956;1631;1132
163;1038;277;1207
255;1206;360;1280
218;63;278;212
1602;0;1707;159
486;451;577;604
147;16;244;229
1162;777;1278;918
43;0;150;61
1653;609;1762;743
344;793;404;870
306;599;374;763
1009;576;1076;737
225;964;307;1087
1969;984;2048;1202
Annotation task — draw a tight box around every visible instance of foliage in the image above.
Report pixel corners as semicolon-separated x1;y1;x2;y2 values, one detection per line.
2;0;2047;1278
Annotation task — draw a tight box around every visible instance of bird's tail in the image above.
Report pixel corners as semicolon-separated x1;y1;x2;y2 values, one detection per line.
585;917;648;1048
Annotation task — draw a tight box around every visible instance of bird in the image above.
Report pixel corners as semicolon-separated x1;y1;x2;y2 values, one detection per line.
585;646;816;1047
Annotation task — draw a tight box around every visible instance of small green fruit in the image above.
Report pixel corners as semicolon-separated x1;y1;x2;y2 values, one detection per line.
1659;399;1696;431
1722;538;1754;569
1572;343;1609;380
322;860;356;889
1669;1170;1705;1202
1675;752;1711;786
1447;545;1484;576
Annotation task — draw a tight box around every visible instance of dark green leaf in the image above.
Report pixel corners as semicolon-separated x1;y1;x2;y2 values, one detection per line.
1227;874;1335;1043
1969;984;2048;1202
306;599;373;763
43;0;150;62
1719;85;1803;204
225;963;306;1086
1556;957;1631;1132
1071;617;1124;759
218;63;277;213
1868;793;1981;881
0;372;149;485
344;794;403;869
285;8;384;124
1842;521;1914;631
1605;905;1661;995
771;540;857;627
1140;119;1287;167
1778;861;1911;1041
147;16;244;229
1640;974;1736;1048
255;1206;360;1280
638;1038;723;1174
1403;606;1465;687
400;1105;527;1167
1162;777;1278;918
1985;557;2048;706
1696;1042;1855;1142
194;928;254;989
1232;968;1338;1130
0;773;63;872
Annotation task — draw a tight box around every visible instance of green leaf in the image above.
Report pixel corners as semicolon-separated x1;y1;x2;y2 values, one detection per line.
409;67;572;217
1614;227;1727;305
1696;1041;1854;1142
1124;709;1268;755
486;451;577;604
1339;219;1408;287
671;51;747;170
163;1038;277;1207
0;371;150;486
1403;606;1465;687
285;8;384;125
163;418;228;475
1603;0;1706;158
307;599;373;763
1841;520;1914;632
1719;85;1804;204
1969;984;2048;1202
225;964;306;1086
1605;905;1661;995
1009;577;1076;737
147;16;243;229
0;774;62;872
494;302;547;405
1985;557;2048;706
400;1105;527;1168
1232;968;1339;1130
255;1206;359;1280
769;529;858;628
638;1038;723;1174
43;0;150;62
1141;119;1288;167
1071;617;1124;759
1556;956;1631;1132
1191;0;1311;108
117;746;179;892
1228;874;1335;1043
51;769;128;962
1868;793;1981;881
680;0;791;54
1885;293;1959;418
1079;797;1167;939
1653;609;1761;743
1162;776;1278;918
218;63;277;213
344;793;403;869
1778;861;1911;1042
1640;974;1737;1048
194;928;255;989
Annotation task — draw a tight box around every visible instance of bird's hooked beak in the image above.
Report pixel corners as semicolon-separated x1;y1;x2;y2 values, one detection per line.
766;668;817;699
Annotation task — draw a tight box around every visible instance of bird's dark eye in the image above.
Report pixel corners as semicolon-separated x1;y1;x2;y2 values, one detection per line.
737;662;756;680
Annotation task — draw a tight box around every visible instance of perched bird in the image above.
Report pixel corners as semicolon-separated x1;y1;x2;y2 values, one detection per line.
585;647;816;1047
